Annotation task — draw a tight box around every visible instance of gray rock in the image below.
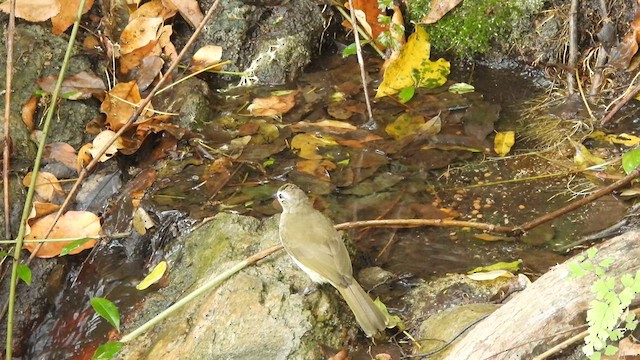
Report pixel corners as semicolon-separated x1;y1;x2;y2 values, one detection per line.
118;213;350;360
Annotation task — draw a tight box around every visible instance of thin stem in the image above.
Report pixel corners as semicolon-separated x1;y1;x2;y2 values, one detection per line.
5;1;87;357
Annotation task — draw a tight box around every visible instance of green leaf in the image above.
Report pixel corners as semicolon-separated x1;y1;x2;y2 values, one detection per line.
604;344;618;356
91;298;121;332
342;43;357;58
398;86;415;103
448;82;475;94
621;273;634;287
17;263;31;285
618;287;635;306
587;248;598;259
60;238;94;256
263;157;275;167
93;341;123;360
567;262;586;277
598;258;614;268
622;148;640;174
0;251;12;258
589;352;602;360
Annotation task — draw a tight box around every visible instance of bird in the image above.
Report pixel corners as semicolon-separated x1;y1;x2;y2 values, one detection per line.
276;183;388;337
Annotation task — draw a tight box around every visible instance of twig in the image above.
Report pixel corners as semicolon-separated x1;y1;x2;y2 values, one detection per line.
566;0;578;94
346;0;375;126
601;81;640;126
335;219;513;233
3;0;15;239
512;167;640;236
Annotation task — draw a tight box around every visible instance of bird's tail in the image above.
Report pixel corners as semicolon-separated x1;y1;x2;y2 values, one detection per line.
337;281;388;337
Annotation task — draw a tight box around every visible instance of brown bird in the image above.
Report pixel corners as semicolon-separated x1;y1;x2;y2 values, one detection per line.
276;183;388;337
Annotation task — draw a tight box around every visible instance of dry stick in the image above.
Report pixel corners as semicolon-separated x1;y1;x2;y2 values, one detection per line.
601;81;640;126
588;0;611;99
28;0;223;262
566;0;578;94
2;0;15;240
335;219;513;233
346;0;375;126
512;167;640;236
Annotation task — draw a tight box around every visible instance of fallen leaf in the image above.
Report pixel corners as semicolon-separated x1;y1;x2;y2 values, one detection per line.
291;133;338;160
467;270;513;281
51;0;94;35
132;206;155;235
120;16;163;54
136;260;167;290
248;91;298;117
468;260;522;274
376;26;450;98
163;0;203;28
24;211;101;258
77;143;93;173
89;130;125;162
129;0;177;20
37;71;106;100
494;131;515;157
473;233;512;242
101;81;145;131
45;142;77;170
296;159;336;180
23;172;64;202
21;96;37;131
189;45;224;72
0;0;61;22
419;0;463;24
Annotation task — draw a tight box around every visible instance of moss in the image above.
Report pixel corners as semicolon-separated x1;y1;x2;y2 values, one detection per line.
407;0;543;58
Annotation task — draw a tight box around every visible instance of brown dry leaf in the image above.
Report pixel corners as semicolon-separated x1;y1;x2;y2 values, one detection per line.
21;96;37;131
248;91;298;117
163;0;203;28
157;25;177;63
130;0;177;20
290;120;357;133
101;81;144;131
23;172;64;202
37;71;106;100
25;202;61;236
343;0;387;47
120;16;164;54
134;55;164;91
89;130;125;162
51;0;94;35
45;142;77;170
609;15;640;69
0;0;61;22
189;45;224;72
290;133;338;160
77;143;93;173
296;159;336;180
127;168;157;208
419;0;462;24
473;233;511;242
120;39;158;75
24;211;101;258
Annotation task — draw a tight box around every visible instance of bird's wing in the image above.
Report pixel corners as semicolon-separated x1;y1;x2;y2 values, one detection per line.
280;211;353;288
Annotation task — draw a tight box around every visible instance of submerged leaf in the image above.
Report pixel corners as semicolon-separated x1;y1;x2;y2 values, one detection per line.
91;297;121;332
136;261;167;290
494;131;515;157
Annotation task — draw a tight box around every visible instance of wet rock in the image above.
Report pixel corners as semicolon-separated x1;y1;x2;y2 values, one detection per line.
153;77;215;133
118;213;353;360
195;0;326;85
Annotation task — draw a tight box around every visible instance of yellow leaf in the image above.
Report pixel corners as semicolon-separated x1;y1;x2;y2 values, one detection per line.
136;261;167;290
290;133;337;159
376;26;450;98
467;270;513;281
573;142;605;169
494;131;515;157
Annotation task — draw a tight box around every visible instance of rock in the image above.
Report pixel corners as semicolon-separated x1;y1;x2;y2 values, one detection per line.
118;213;352;360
